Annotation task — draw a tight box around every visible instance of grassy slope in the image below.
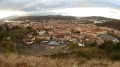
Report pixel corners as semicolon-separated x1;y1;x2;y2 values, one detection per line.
0;53;120;67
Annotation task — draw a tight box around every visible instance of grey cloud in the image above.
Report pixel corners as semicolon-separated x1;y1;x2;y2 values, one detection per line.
0;0;120;15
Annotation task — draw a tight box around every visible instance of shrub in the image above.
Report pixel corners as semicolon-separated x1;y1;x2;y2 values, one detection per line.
26;26;32;30
0;42;14;53
98;42;106;49
11;25;21;30
76;49;90;59
90;40;97;47
69;43;79;49
90;47;99;54
0;31;9;40
115;42;120;51
111;54;120;61
90;47;104;58
98;40;115;52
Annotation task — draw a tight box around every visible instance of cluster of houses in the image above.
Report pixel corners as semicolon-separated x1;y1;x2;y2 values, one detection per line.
2;20;120;46
23;22;119;46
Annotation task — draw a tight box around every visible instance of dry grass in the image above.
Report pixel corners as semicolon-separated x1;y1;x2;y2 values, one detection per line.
0;53;120;67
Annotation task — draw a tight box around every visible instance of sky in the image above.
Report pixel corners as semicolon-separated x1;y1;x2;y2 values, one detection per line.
0;0;120;19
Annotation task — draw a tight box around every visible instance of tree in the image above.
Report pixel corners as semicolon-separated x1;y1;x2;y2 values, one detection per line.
0;25;3;31
36;37;42;43
26;26;37;35
74;31;80;34
0;31;9;40
36;27;45;31
90;40;97;47
98;40;115;52
11;25;21;30
5;23;11;31
10;29;28;42
69;43;79;49
115;42;120;51
6;41;14;50
26;26;32;30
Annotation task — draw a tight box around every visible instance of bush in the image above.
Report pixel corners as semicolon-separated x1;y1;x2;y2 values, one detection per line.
0;41;14;53
111;54;120;61
90;47;99;54
0;31;9;40
11;25;21;30
69;43;79;49
26;26;37;35
90;47;104;58
98;40;115;52
26;26;32;30
90;40;97;47
115;42;120;51
76;49;90;59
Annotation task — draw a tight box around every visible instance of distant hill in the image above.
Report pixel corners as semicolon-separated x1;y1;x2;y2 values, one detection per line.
80;16;114;21
8;16;77;21
0;16;116;22
0;16;19;22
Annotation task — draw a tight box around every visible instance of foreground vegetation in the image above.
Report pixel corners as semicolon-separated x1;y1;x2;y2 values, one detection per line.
1;53;120;67
1;40;120;67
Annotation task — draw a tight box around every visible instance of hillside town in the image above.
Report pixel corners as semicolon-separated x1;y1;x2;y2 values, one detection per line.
1;0;120;66
1;19;120;47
